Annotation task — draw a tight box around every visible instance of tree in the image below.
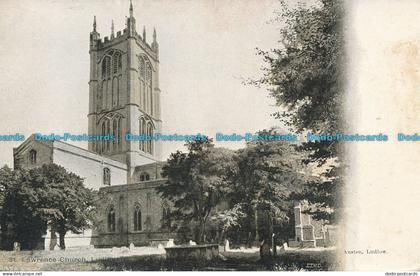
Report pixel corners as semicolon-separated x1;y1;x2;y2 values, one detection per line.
157;139;237;243
0;166;46;250
230;129;313;244
253;0;344;223
0;164;95;250
24;164;96;249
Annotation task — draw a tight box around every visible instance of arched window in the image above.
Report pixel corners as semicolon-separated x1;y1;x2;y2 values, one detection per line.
112;52;121;74
103;167;111;186
146;122;153;154
139;57;146;109
106;119;110;152
117;117;122;150
162;204;171;229
139;173;150;182
102;58;107;78
29;149;37;164
101;121;106;153
108;206;115;232
112;118;118;151
102;56;111;78
139;117;146;151
146;63;153;114
133;205;142;231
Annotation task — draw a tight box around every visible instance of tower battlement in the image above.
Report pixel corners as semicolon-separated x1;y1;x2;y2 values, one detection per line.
89;0;159;58
88;0;163;184
92;28;158;59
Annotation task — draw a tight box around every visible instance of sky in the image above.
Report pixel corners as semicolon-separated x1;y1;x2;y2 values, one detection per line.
0;0;285;167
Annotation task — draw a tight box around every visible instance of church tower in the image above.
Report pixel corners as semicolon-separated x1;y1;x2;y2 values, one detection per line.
88;1;162;183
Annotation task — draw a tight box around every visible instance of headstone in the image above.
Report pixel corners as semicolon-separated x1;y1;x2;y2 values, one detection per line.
189;240;196;245
224;239;230;251
13;242;20;252
166;239;175;247
121;246;129;255
111;247;119;256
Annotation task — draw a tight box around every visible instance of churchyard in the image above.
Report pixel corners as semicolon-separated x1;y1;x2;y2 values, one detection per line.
0;244;337;271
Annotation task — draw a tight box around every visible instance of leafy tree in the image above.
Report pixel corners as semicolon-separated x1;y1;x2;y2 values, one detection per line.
24;164;96;249
230;129;313;244
253;0;344;223
0;166;46;250
157;139;237;243
0;164;95;250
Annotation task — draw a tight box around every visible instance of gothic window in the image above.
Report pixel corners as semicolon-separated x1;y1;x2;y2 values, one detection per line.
102;59;106;78
106;57;111;77
112;118;118;150
101;121;106;153
103;167;111;186
107;206;115;232
139;117;146;151
139;57;146;109
101;80;107;109
139;173;150;182
138;117;154;154
133;205;142;231
106;119;110;151
29;149;37;164
139;57;146;78
112;52;121;74
162;203;171;229
146;63;153;114
117;117;122;149
146;122;153;154
102;56;111;78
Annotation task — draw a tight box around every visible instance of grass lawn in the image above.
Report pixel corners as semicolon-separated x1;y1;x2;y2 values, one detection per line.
0;247;339;271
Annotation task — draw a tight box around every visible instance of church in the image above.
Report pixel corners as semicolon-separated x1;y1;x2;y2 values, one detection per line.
11;1;335;250
13;2;172;248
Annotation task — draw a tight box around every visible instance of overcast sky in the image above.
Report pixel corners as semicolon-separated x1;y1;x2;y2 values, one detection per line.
0;0;286;167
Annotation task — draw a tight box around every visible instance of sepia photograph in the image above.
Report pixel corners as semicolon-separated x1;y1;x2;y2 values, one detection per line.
0;0;419;273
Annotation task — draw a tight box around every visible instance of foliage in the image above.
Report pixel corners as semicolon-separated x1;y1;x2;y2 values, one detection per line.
253;0;344;223
223;129;315;242
0;166;46;250
23;164;96;249
0;164;95;250
157;139;237;243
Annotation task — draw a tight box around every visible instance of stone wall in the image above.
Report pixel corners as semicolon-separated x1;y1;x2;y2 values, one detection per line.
93;180;175;247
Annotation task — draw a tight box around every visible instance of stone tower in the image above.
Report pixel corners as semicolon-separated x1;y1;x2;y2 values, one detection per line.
88;1;162;183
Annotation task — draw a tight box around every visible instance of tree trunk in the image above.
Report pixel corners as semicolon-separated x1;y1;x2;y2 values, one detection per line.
267;212;273;247
58;231;66;250
49;229;57;250
199;220;206;244
254;208;259;244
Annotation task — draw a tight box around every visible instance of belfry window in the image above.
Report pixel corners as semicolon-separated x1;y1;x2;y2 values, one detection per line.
146;63;153;114
138;117;154;155
112;52;122;74
29;149;37;164
112;118;118;150
139;57;146;110
102;56;111;78
146;122;153;154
